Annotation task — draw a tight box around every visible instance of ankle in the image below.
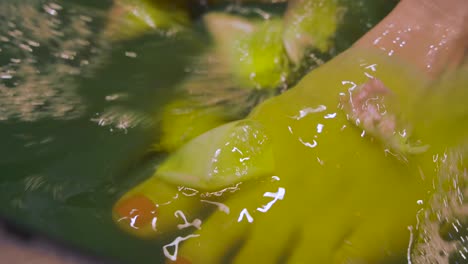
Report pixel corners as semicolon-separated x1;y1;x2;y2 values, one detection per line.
354;0;468;77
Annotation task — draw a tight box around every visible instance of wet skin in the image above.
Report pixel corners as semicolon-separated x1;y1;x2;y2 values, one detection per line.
174;51;437;264
114;50;441;263
112;0;468;262
153;1;342;153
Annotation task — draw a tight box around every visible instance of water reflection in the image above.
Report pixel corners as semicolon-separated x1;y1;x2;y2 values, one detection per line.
237;208;254;223
175;210;202;230
0;0;106;121
290;105;326;120
200;200;230;214
257;187;285;213
412;149;468;263
163;234;200;262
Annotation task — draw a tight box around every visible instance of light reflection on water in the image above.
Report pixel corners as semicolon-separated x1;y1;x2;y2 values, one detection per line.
0;0;107;122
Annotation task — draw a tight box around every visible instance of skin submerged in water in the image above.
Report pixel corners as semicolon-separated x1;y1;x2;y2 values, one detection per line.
174;1;468;263
175;51;433;264
153;0;398;155
155;0;343;153
114;0;468;263
113;0;344;238
154;14;292;153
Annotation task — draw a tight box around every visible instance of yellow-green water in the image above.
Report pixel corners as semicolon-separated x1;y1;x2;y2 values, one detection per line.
4;1;468;264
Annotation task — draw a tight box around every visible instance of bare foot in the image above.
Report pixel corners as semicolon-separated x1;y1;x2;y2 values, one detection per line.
174;1;468;263
113;0;468;262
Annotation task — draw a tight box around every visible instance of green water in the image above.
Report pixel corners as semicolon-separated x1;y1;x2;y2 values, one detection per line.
0;0;399;263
